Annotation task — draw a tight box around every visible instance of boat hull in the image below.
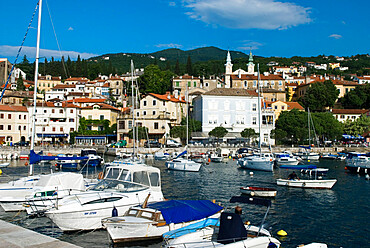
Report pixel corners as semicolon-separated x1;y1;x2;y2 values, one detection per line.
238;158;273;172
276;179;337;189
166;160;201;172
240;187;277;197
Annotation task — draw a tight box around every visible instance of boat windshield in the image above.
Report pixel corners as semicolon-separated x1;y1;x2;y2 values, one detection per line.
91;179;148;192
104;168;131;181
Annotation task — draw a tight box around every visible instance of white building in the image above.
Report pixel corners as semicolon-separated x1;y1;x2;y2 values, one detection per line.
193;88;275;145
0;105;29;145
28;101;80;143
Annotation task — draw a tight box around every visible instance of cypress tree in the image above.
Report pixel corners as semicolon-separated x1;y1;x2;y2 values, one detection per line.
186;55;193;75
175;59;180;75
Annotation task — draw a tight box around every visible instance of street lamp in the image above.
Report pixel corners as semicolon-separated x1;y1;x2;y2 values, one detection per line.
291;135;294;148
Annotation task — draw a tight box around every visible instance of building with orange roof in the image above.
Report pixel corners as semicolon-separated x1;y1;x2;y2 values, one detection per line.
0;104;29;145
269;101;304;119
172;74;202;97
331;109;369;123
1;90;42;106
37;75;62;92
117;92;187;145
65;97;106;107
80;103;123;130
106;76;125;103
63;77;89;85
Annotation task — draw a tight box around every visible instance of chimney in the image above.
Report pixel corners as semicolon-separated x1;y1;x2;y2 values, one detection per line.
174;90;179;99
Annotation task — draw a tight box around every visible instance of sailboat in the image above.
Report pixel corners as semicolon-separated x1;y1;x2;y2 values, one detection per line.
237;65;274;172
297;108;320;161
165;86;201;172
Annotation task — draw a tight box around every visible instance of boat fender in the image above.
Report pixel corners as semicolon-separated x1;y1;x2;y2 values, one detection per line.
25;162;28;166
344;167;347;170
357;167;360;173
365;169;368;174
277;230;287;236
112;206;118;217
0;169;2;175
98;172;104;180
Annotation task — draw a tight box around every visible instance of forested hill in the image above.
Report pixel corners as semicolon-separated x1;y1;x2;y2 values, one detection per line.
88;46;248;73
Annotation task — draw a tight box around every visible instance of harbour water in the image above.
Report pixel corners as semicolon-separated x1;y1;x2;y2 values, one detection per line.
0;157;369;248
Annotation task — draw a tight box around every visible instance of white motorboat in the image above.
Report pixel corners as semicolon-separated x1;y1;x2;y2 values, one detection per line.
275;153;300;166
102;199;223;243
0;175;40;191
166;157;201;172
44;163;164;231
345;152;370;175
0;162;10;168
299;151;320;161
237;153;274;172
297;243;327;248
0;172;86;212
210;154;223;163
276;178;337;189
240;187;277;198
154;152;170;161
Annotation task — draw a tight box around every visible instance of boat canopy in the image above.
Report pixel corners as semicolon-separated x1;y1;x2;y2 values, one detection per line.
162;218;219;239
230;196;271;207
29;150;88;165
280;164;317;170
36;172;85;191
147;200;223;224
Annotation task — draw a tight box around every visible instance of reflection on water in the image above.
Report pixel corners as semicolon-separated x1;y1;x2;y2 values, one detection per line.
0;158;369;248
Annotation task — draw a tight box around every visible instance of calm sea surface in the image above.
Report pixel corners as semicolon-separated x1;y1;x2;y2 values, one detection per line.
0;157;369;248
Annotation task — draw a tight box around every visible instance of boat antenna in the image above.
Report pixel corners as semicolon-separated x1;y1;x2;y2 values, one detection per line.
30;0;43;176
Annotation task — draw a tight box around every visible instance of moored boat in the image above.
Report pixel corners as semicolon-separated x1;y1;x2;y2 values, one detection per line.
276;178;337;189
240;186;277;198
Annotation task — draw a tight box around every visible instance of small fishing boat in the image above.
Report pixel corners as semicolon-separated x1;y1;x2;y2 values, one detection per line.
0;162;10;168
320;153;338;160
297;243;327;248
102;199;223;243
240;186;277;198
154;151;170;161
210;154;223;163
275;153;300;166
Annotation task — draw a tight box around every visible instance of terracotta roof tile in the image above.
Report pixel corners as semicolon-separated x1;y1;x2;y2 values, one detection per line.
66;98;106;103
148;93;187;103
0;105;28;112
203;88;258;97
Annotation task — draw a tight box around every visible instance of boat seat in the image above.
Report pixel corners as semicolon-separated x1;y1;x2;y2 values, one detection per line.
115;184;125;190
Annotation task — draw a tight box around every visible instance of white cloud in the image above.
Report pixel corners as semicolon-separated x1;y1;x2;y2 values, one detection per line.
0;45;98;60
238;41;263;51
183;0;311;30
68;27;74;31
169;2;176;6
155;43;183;49
329;34;342;39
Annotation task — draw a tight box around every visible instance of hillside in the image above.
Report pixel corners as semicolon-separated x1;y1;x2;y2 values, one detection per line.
88;46;248;73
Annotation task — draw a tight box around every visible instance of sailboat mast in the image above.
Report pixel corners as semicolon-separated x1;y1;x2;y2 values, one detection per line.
30;0;42;176
186;84;189;159
308;107;311;146
130;60;135;157
257;64;262;153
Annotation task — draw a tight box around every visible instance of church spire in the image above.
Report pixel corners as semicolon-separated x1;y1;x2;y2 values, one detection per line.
249;50;253;62
226;50;232;64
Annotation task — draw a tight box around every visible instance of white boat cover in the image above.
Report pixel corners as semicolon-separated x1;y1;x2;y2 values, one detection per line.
35;172;85;191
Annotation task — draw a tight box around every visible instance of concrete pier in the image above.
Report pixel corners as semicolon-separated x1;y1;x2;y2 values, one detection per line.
0;220;80;248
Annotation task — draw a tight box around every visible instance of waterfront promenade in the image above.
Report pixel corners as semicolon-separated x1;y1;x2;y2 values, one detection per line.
0;220;80;248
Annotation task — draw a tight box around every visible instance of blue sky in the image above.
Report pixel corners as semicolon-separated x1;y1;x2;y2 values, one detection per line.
1;0;369;62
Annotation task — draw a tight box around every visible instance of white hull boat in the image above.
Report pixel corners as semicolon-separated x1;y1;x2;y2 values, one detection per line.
166;158;201;172
240;187;277;198
102;200;222;243
238;154;274;172
300;152;320;161
0;162;10;168
210;155;223;163
45;163;164;231
275;153;300;166
276;179;337;189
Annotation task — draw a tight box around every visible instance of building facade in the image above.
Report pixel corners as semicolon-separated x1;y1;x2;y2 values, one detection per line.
0;105;29;145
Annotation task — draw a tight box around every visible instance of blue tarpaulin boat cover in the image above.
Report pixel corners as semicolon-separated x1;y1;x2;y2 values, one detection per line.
299;145;311;149
280;164;317;170
147;200;223;224
175;150;187;159
162;218;219;239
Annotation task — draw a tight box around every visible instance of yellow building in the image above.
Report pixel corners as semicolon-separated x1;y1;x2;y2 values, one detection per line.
0;105;29;144
80;103;122;131
268;101;304;119
38;75;62;92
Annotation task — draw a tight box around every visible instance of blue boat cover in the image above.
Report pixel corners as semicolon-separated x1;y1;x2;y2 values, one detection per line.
147;200;223;224
29;150;88;165
299;145;311;149
175;150;187;159
162;218;219;239
280;164;317;170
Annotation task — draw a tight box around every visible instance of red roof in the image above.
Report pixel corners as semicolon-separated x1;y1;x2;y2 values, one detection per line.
173;75;201;80
81;103;121;111
231;74;284;80
0;105;28;112
286;102;304;110
148;93;186;103
66;98;106;103
331;109;369;114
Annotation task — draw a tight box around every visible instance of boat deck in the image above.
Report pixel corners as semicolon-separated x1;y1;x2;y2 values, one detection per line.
0;219;81;248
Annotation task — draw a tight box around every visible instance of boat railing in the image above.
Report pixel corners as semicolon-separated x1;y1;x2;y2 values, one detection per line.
24;196;58;216
162;236;261;248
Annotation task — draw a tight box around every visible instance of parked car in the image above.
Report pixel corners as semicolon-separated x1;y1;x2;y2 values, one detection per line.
107;140;127;148
13;141;30;147
166;139;182;148
144;140;162;148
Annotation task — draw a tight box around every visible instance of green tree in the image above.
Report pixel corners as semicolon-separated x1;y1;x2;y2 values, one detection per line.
137;64;174;94
170;125;187;143
186;55;193;75
240;128;257;145
75;55;83;76
22;55;29;64
343;114;370;136
209;126;228;144
340;84;370;109
170;117;202;143
174;59;180;75
16;77;25;91
301;80;339;111
128;126;148;140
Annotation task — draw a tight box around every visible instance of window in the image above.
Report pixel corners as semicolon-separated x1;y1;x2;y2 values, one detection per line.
271;81;275;86
0;125;3;130
8;125;11;130
205;83;209;87
44;119;47;122
152;100;157;106
42;127;45;132
252;117;257;125
279;81;283;86
69;118;75;122
253;81;257;87
70;109;73;113
136;112;139;117
154;122;159;129
8;114;11;119
0;114;3;119
59;109;63;114
70;128;75;132
128;120;132;129
44;110;47;113
152;111;156;115
176;82;179;87
252;104;257;111
98;126;104;131
340;115;344;119
224;101;230;110
193;81;196;87
281;106;285;110
143;101;147;106
274;106;278;110
88;115;92;120
24;115;26;119
100;115;104;120
244;81;248;87
19;115;21;119
118;121;125;129
52;109;55;113
52;127;56;132
23;126;26;130
188;81;191;87
143;111;147;116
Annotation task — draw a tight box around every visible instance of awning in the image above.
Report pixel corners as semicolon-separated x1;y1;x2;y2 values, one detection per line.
147;200;223;224
75;136;105;140
37;133;68;138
